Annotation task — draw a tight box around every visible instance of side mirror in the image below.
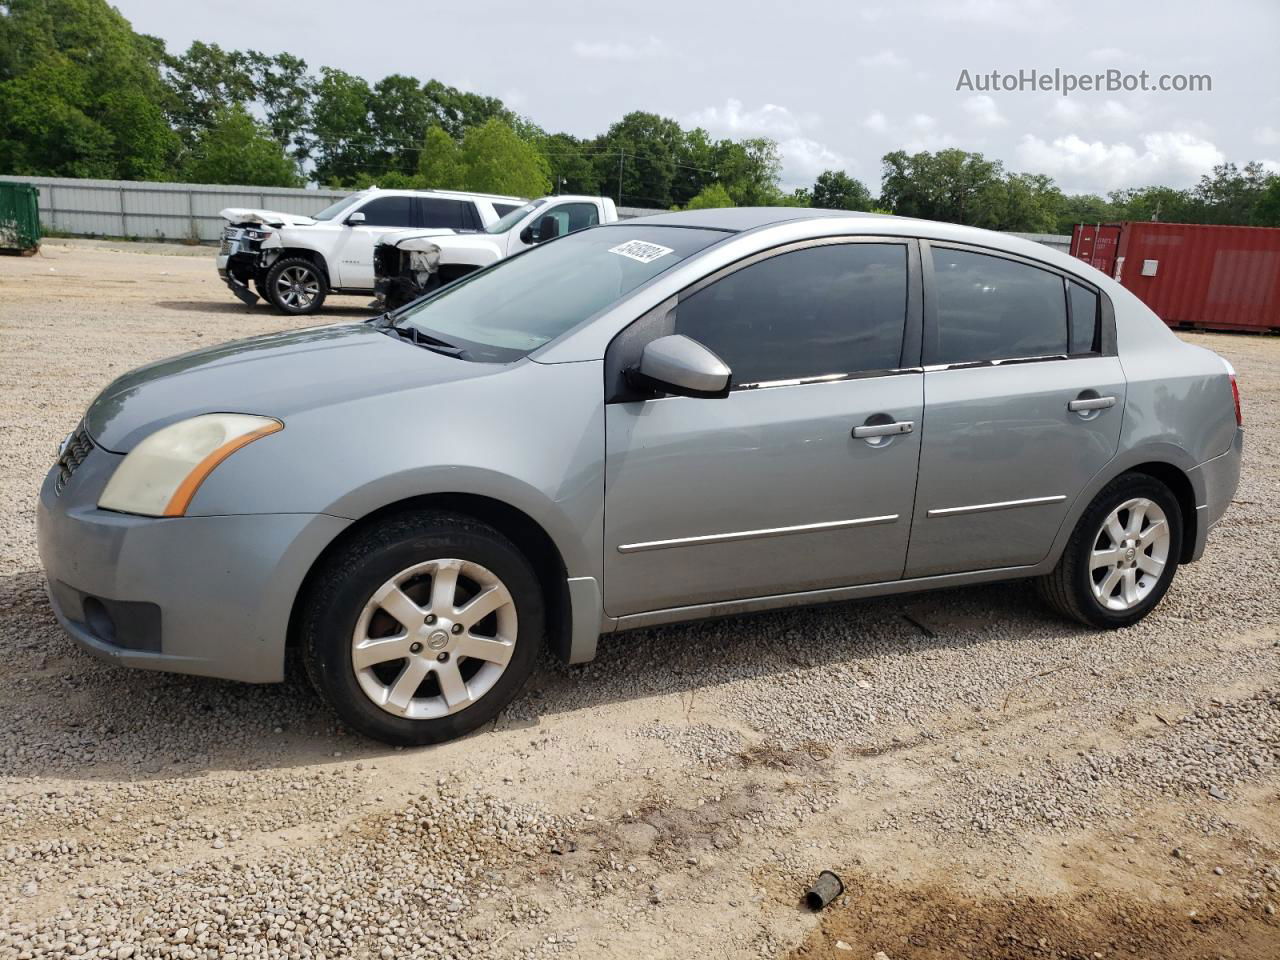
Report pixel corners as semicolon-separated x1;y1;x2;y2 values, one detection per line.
518;225;533;244
628;335;731;399
345;211;366;225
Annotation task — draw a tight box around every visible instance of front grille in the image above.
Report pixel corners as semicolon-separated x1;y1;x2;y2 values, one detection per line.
55;424;93;496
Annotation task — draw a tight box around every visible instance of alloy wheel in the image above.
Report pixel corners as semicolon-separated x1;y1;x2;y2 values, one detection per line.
351;558;517;720
275;265;320;310
1089;497;1170;611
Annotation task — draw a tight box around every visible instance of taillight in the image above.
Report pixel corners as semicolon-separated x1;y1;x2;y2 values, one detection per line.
1223;358;1242;426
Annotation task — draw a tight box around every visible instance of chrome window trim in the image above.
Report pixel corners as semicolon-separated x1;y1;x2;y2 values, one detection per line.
736;366;924;391
618;514;900;554
926;494;1066;519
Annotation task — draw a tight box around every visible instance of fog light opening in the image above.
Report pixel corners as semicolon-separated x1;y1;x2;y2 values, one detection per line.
82;596;116;644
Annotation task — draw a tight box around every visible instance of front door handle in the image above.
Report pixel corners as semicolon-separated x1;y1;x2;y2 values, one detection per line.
1067;396;1116;413
852;420;914;439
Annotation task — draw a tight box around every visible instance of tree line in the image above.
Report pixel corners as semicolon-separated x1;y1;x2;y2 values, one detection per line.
2;0;1277;232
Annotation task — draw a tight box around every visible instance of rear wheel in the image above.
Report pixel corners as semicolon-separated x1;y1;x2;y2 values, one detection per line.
301;512;543;745
265;256;327;315
1038;473;1182;628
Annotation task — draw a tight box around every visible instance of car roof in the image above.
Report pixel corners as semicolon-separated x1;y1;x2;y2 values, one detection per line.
622;206;893;232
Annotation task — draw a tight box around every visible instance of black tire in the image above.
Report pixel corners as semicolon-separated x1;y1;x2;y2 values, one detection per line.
1038;473;1183;628
300;511;544;746
264;256;328;315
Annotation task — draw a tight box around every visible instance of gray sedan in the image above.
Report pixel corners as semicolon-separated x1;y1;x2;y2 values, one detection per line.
37;208;1243;745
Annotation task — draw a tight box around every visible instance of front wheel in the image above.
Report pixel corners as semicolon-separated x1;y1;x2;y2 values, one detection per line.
1038;473;1183;628
265;257;328;315
301;512;544;745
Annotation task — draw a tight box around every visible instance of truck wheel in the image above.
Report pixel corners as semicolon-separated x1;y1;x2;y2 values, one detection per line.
1037;473;1182;629
265;257;327;315
300;511;544;746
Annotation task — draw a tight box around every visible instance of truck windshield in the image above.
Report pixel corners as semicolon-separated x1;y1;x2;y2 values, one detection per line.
312;195;362;221
392;226;727;362
484;199;546;234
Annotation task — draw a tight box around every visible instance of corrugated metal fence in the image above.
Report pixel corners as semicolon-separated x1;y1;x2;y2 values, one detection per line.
0;175;1072;252
0;175;351;243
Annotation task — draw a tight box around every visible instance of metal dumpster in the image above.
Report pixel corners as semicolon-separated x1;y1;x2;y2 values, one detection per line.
0;182;41;254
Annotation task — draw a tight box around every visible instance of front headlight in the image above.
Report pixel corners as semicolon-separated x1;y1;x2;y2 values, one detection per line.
98;414;282;517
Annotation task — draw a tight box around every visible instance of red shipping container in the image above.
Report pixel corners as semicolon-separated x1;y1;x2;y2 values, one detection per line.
1069;221;1280;333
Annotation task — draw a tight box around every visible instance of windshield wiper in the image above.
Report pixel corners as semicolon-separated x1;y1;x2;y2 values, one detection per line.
382;323;468;358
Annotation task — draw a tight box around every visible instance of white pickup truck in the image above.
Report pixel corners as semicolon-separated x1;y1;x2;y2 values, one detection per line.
216;188;526;314
373;195;619;310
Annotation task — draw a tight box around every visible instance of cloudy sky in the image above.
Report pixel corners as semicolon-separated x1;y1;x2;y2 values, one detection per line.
116;0;1279;196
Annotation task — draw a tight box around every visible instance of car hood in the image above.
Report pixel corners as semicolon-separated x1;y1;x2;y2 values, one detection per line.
379;228;461;247
84;322;490;452
220;207;317;227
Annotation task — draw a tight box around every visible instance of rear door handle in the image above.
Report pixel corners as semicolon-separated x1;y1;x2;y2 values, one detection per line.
852;420;914;439
1067;396;1116;413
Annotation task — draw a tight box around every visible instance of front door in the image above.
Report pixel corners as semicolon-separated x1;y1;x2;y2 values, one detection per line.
905;244;1125;577
603;239;924;617
332;195;420;289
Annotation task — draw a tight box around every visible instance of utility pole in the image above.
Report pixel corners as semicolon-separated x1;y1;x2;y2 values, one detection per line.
617;152;624;206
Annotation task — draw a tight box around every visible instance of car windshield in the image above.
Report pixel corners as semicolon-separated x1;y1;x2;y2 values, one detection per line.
311;195;361;221
484;199;546;234
393;226;727;362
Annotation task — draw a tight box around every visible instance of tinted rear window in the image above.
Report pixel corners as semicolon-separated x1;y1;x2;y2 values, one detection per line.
931;248;1068;365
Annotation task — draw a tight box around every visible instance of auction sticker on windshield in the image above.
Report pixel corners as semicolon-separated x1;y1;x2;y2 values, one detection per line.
608;240;674;264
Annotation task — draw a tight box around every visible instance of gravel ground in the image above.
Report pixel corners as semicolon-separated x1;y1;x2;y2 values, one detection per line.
0;242;1277;959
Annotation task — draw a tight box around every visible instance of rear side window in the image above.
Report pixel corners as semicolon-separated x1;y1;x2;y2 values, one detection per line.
492;203;521;217
930;248;1068;365
358;195;416;227
419;198;468;229
1068;281;1100;355
674;243;909;386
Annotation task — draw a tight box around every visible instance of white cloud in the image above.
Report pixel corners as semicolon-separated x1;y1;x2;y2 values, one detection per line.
863;110;889;133
962;94;1007;127
928;0;1064;28
1097;100;1140;128
858;49;908;69
1051;99;1084;122
1015;130;1226;192
778;138;849;184
910;113;937;131
1087;47;1127;61
1256;126;1280;147
572;36;666;61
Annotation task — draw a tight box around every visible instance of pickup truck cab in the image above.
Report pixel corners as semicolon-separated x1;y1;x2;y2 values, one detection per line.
373;195;619;310
217;188;526;314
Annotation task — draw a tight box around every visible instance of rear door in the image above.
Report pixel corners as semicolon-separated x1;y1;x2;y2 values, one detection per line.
905;243;1124;578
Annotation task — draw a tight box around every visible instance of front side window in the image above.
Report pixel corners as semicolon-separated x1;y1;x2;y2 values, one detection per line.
531;203;600;242
492;202;522;217
673;243;909;386
930;248;1068;365
357;195;416;227
394;227;726;362
485;199;546;234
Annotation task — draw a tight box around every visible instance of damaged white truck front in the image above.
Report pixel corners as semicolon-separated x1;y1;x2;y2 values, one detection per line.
216;189;525;315
373;196;618;311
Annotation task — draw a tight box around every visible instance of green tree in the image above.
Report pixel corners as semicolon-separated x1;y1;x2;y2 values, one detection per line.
182;104;298;186
1252;177;1280;227
880;149;1005;224
1054;192;1116;234
1193;162;1274;225
311;67;375;185
593;111;686;207
424;79;517;138
540;132;600;195
459;118;550;197
417;125;465;189
0;0;178;178
683;182;735;210
716;137;783;205
1108;185;1197;223
369;74;433;178
811;169;873;210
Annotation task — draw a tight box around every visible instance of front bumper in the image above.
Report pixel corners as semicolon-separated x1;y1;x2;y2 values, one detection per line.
36;443;349;683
